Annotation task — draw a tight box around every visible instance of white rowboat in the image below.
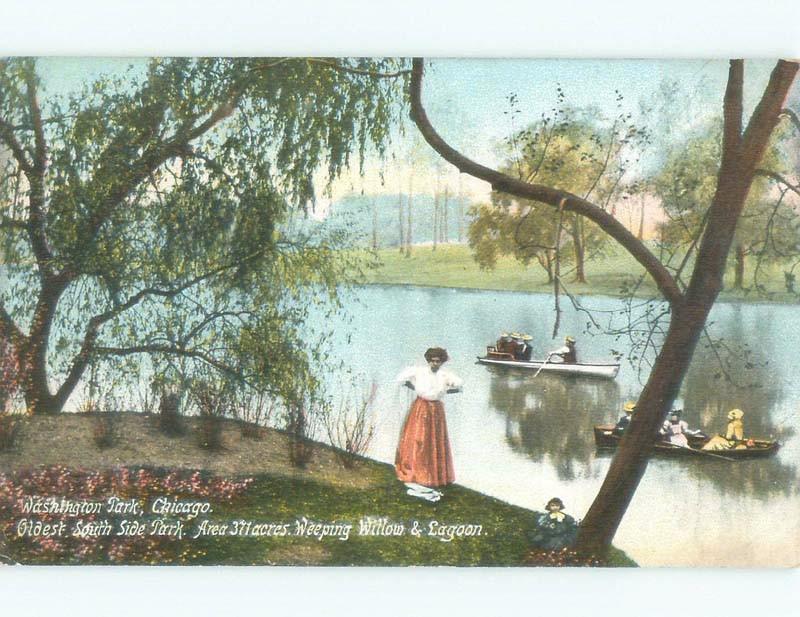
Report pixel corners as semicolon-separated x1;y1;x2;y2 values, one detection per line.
476;356;620;379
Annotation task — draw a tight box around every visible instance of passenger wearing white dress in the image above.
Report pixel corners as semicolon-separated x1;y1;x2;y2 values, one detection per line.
659;409;699;447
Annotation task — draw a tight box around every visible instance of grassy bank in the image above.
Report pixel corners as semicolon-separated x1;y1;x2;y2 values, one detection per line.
0;413;635;566
366;244;800;303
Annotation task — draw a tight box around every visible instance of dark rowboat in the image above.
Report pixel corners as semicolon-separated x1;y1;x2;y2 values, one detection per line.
593;425;780;459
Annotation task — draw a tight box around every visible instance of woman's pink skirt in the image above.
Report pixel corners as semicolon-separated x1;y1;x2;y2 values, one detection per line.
395;397;455;487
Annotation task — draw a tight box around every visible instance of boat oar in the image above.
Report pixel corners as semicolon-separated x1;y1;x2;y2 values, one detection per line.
661;441;736;462
532;353;554;378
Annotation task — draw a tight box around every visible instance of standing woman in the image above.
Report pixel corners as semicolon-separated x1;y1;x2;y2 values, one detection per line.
395;347;462;502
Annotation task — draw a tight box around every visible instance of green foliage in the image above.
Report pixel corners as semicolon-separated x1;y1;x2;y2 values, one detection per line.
469;98;647;279
0;57;408;411
653;117;800;290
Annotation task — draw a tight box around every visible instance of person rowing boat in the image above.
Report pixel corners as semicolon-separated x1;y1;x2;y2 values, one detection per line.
547;335;577;364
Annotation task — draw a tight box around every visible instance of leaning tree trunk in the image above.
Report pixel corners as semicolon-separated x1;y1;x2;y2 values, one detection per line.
576;59;798;556
407;56;799;557
575;304;710;555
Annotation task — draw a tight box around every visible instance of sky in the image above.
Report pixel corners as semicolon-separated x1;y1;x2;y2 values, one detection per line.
32;57;799;221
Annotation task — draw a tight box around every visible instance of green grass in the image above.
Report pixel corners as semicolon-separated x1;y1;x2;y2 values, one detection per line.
193;463;636;567
1;417;636;567
366;244;800;303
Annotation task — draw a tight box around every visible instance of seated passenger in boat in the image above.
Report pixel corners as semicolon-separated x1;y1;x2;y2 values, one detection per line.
659;408;700;447
512;333;533;361
527;497;578;551
495;333;514;355
549;336;577;364
702;408;749;451
613;401;637;435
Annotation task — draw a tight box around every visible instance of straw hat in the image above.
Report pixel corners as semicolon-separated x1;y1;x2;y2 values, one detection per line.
623;401;636;413
565;335;576;343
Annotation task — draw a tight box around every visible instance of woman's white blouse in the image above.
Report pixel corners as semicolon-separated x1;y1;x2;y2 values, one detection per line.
396;365;463;401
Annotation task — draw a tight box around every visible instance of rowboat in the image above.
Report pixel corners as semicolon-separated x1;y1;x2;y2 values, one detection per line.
476;350;620;380
593;425;780;459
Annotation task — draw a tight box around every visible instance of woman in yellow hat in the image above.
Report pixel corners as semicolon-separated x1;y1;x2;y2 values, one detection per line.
702;408;747;451
614;401;636;435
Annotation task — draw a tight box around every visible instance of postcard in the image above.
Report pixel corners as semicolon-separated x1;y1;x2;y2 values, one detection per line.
0;56;798;568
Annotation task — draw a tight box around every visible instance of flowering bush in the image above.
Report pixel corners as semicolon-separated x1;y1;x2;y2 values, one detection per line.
0;466;253;564
523;547;605;567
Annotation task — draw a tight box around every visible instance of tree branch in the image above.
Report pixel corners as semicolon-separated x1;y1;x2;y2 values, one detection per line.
408;57;684;306
0;300;25;346
22;61;47;173
306;58;411;79
0;117;34;175
741;61;800;170
91;344;238;377
780;108;800;133
755;168;800;198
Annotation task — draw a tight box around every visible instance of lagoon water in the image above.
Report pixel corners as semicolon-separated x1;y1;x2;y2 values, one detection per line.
321;285;800;567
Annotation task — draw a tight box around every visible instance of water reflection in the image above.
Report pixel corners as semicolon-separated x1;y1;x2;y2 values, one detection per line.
678;311;798;499
483;312;799;499
487;370;620;481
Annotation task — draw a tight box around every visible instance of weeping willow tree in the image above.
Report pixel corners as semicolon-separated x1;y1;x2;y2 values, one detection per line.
0;57;409;415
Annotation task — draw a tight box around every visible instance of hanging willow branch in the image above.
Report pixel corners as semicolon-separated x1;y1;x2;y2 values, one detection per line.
552;198;567;339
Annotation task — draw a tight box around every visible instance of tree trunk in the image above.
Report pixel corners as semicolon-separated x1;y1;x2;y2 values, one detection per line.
397;193;405;253
442;186;449;243
571;218;587;283
576;59;798;555
536;251;554;283
406;177;414;257
637;194;646;241
575;304;708;555
432;190;439;251
22;282;71;415
457;178;464;243
408;56;799;557
734;243;746;289
372;199;379;250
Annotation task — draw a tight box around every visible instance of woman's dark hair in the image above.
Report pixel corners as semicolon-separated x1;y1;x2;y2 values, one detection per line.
546;497;564;510
424;347;449;363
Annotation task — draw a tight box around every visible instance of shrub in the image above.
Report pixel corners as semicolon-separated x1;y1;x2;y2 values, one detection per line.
198;411;223;451
91;413;115;449
325;383;377;469
237;391;275;440
0;414;19;451
158;388;184;437
192;381;233;451
286;403;315;468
